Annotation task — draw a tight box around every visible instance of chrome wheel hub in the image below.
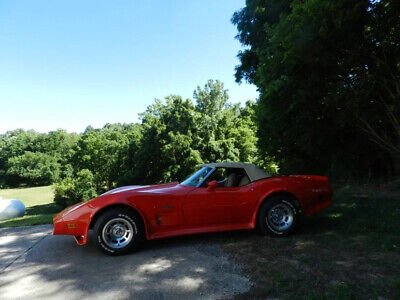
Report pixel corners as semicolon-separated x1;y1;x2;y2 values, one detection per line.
112;226;125;238
267;203;294;232
102;218;134;249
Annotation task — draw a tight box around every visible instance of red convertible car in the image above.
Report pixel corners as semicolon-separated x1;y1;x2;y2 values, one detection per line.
53;162;332;255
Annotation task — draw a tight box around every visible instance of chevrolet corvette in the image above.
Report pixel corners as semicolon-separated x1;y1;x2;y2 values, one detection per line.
53;162;332;255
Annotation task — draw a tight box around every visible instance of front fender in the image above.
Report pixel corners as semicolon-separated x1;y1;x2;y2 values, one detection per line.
53;201;93;245
53;193;153;245
53;194;131;245
88;195;152;239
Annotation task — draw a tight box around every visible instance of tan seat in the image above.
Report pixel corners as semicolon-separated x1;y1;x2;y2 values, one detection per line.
238;175;250;186
225;173;238;187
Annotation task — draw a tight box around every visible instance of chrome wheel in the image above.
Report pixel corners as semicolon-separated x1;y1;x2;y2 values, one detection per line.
102;217;134;249
266;202;294;232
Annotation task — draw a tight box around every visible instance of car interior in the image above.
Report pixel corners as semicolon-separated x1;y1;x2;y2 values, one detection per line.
203;167;250;187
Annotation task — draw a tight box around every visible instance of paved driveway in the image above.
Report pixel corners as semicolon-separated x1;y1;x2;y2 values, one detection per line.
0;225;250;300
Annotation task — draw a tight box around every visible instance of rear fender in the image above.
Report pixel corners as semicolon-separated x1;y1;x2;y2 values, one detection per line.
250;189;302;228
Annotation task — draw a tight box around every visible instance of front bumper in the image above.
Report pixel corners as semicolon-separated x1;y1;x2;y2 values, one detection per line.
53;203;92;245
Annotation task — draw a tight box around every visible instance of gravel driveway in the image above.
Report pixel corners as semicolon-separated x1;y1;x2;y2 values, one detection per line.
0;225;250;299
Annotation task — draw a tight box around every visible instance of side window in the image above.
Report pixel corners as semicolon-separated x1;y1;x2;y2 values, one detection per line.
203;168;227;187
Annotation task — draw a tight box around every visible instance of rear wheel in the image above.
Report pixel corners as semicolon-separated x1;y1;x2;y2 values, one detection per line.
258;195;298;236
94;208;145;255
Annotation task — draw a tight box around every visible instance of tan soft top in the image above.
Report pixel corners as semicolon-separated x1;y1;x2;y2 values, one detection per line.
201;162;271;182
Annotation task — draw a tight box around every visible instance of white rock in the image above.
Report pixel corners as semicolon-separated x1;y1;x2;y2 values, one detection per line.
0;199;26;221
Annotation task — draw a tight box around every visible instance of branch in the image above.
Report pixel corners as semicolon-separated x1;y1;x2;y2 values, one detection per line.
358;118;400;154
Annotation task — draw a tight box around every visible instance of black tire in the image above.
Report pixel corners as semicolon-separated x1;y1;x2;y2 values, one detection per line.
258;195;298;237
93;208;145;255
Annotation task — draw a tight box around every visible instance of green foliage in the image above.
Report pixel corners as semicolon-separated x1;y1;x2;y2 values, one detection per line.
0;129;79;187
232;0;400;178
133;96;202;183
54;169;97;207
130;80;274;184
6;151;60;186
193;80;262;165
54;80;272;203
1;80;275;205
72;124;141;192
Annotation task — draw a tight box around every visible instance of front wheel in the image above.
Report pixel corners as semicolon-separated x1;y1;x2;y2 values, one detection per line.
258;195;298;236
94;208;145;255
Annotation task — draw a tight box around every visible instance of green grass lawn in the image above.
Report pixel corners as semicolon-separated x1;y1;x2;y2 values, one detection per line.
0;186;62;228
221;183;400;299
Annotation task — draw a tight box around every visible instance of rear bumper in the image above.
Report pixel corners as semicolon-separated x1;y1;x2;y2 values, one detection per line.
303;199;332;216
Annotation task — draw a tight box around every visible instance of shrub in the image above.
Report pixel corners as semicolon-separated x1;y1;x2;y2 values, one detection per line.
54;169;97;207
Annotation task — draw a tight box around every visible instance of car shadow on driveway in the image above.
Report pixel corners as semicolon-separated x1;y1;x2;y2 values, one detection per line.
0;226;251;300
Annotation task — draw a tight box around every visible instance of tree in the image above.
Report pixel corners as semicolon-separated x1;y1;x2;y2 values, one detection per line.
193;80;232;162
1;79;274;201
192;80;263;165
232;0;398;178
0;130;41;178
132;96;202;184
72;124;141;192
354;0;400;173
6;151;60;186
0;129;79;187
130;80;277;185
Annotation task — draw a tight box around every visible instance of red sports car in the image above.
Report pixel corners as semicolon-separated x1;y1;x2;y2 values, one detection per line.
53;162;332;255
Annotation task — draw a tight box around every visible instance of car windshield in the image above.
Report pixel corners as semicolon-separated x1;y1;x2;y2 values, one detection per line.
180;166;213;187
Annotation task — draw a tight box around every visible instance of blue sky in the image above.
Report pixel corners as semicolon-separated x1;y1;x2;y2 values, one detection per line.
0;0;258;134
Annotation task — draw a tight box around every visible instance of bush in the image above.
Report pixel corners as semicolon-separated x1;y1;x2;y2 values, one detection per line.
54;169;97;207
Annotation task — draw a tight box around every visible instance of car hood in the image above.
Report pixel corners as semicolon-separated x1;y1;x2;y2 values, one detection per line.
99;182;180;197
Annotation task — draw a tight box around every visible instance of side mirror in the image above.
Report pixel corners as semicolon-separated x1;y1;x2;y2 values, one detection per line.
207;180;218;191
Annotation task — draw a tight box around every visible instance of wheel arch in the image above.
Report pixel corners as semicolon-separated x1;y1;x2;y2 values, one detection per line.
89;203;149;239
251;191;302;228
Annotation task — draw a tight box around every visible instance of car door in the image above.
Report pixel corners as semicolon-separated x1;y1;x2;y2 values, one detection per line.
210;183;257;225
182;168;258;227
